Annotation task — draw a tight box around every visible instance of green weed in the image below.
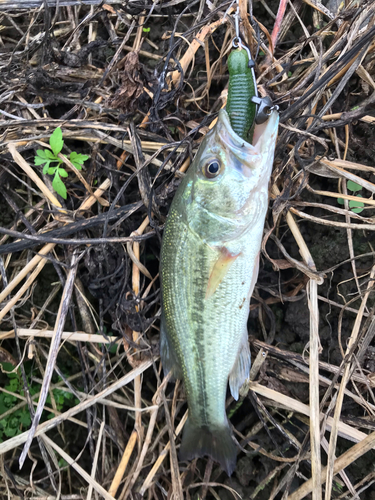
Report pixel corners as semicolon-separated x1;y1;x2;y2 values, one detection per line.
337;180;364;214
0;362;78;442
34;127;89;199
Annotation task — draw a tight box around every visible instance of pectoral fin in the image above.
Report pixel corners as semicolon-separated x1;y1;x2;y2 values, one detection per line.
206;247;241;299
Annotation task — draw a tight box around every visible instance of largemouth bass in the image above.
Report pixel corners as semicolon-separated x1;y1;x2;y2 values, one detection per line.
160;108;279;475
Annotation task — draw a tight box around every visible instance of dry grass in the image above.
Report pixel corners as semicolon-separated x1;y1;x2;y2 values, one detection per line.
0;0;375;499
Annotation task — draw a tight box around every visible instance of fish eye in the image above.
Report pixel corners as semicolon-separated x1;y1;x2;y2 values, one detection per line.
203;159;221;179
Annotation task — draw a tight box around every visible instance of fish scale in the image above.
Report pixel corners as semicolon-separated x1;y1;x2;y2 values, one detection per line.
160;108;279;475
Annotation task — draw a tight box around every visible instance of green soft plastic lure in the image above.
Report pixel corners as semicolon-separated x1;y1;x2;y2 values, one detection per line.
226;48;257;141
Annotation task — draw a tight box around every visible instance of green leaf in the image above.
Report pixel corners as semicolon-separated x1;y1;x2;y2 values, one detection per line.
70;152;89;169
4;395;16;406
43;164;51;174
52;173;67;199
20;412;31;426
50;127;64;156
4;426;17;437
143;27;150;32
7;379;18;391
109;343;118;354
349;196;364;214
58;168;68;178
45;150;56;160
69;152;78;162
29;383;40;396
48;167;57;175
347;180;362;192
35;149;47;159
34;156;46;166
0;395;7;414
337;198;344;205
1;362;16;374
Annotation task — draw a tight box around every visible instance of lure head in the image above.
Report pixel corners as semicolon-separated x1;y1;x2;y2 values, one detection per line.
181;109;279;244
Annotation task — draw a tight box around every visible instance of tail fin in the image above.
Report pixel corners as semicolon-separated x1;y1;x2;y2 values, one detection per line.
179;419;237;475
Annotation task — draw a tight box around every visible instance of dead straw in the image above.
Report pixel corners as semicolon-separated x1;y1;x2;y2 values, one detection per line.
1;1;375;498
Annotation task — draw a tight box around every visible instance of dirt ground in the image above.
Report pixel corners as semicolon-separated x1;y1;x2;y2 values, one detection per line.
0;0;375;499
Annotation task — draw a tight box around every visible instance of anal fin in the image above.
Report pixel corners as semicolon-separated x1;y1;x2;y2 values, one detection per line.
229;332;251;400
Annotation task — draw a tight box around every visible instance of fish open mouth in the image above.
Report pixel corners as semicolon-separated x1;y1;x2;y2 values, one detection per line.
217;108;279;151
215;109;279;178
